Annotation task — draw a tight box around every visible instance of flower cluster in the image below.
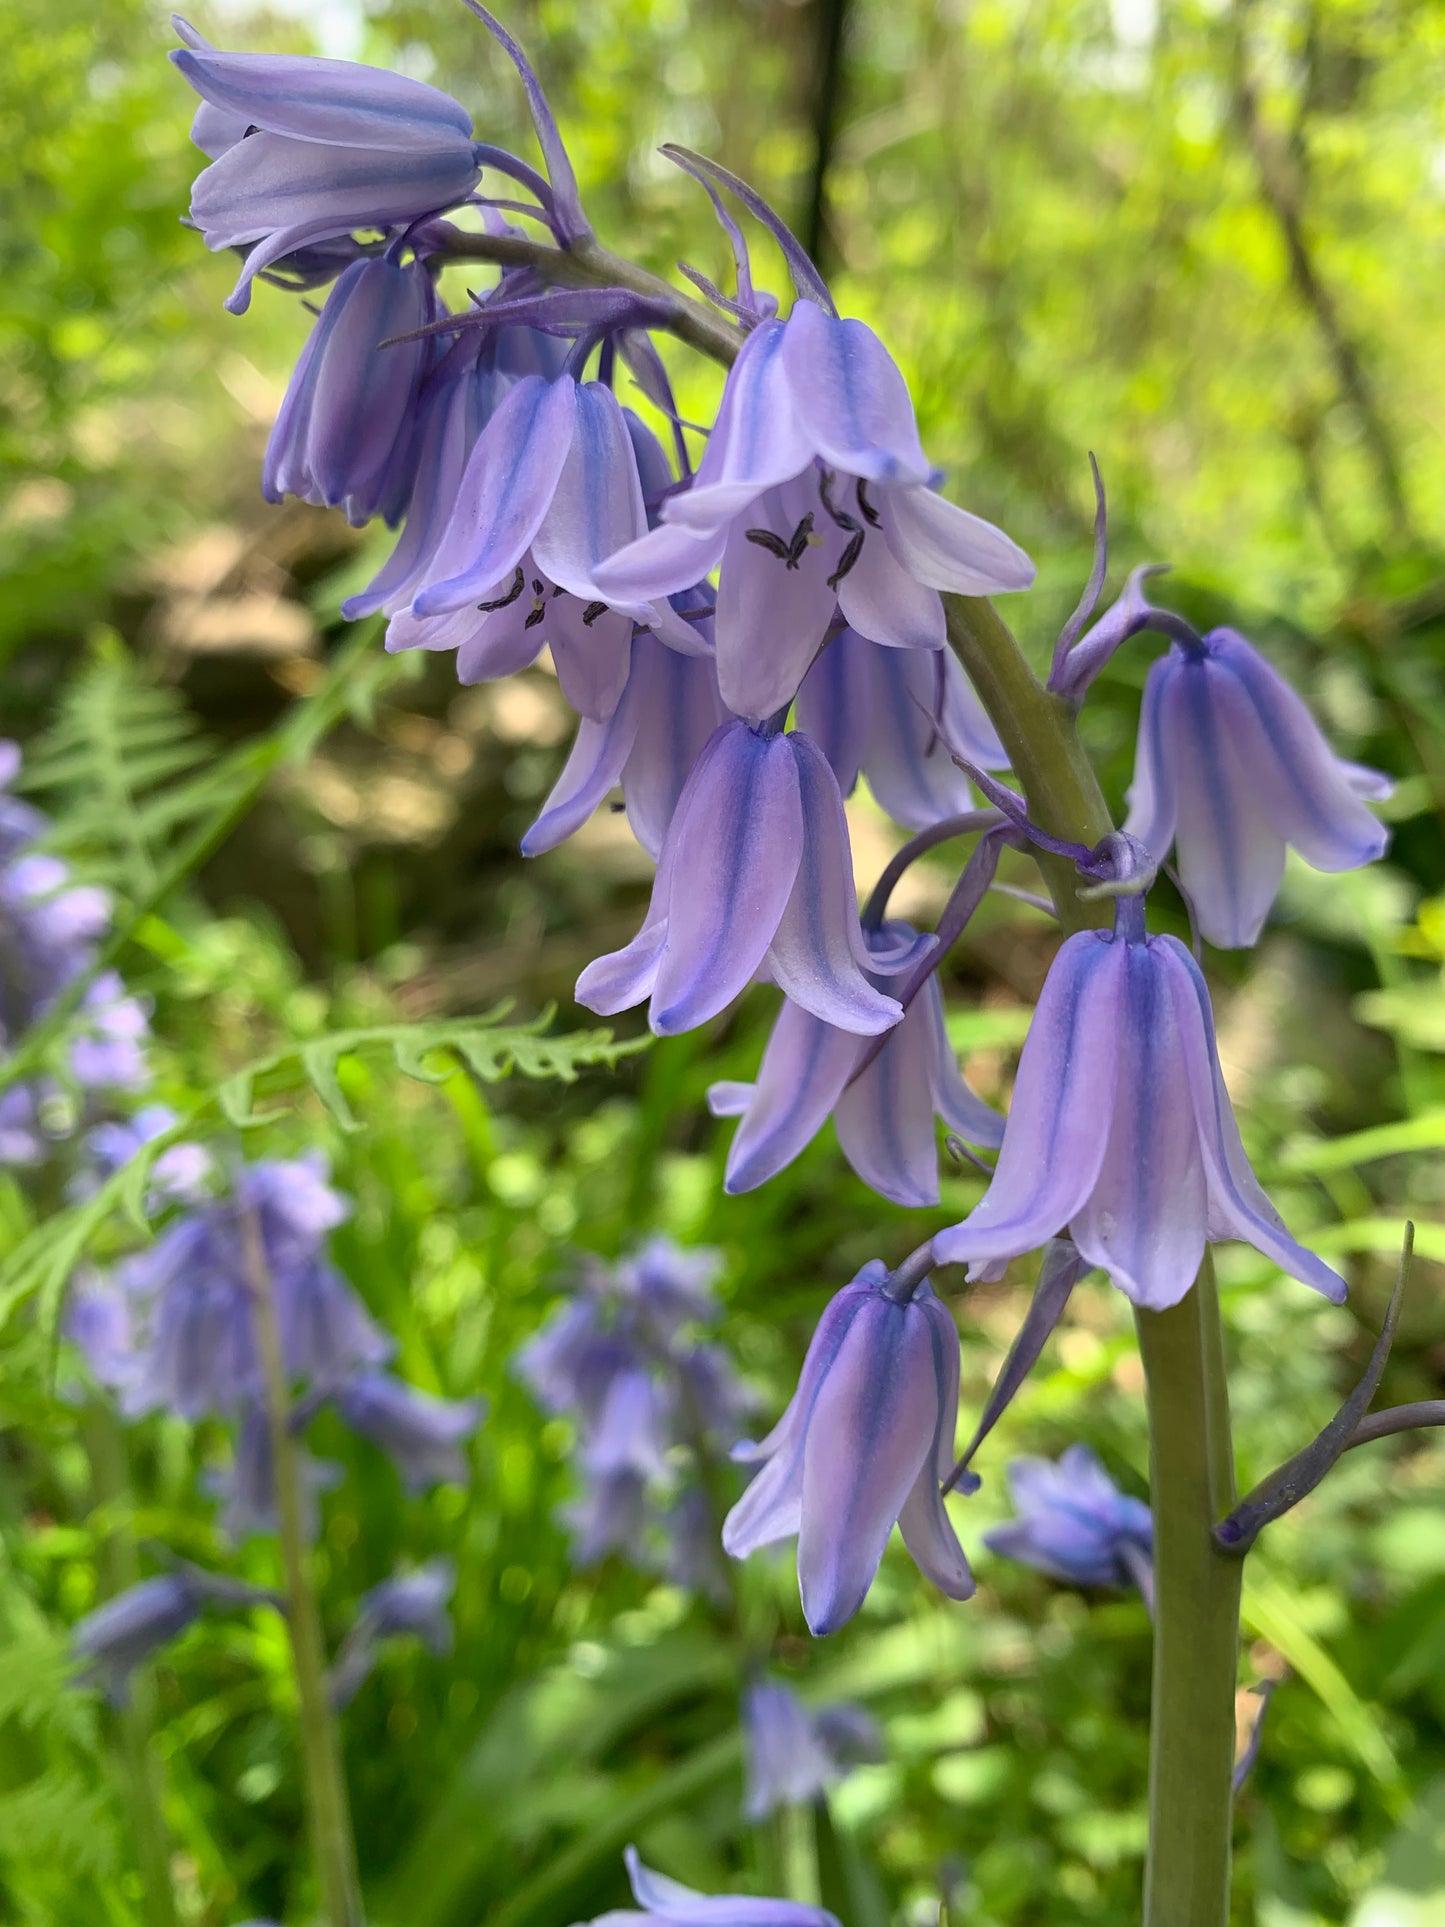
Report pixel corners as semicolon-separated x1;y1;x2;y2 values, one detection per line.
516;1237;753;1592
0;742;151;1168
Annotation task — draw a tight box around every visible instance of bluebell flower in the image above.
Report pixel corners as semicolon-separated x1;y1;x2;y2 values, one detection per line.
582;1367;674;1482
335;1371;484;1489
393;378;701;721
522;629;729;859
208;1401;340;1542
741;1678;879;1820
933;920;1347;1309
723;1262;972;1634
576;1846;841;1927
0;741;46;857
263;257;440;526
71;1575;204;1704
577;719;902;1037
329;1558;456;1708
1126;626;1391;948
74;1105;211;1207
617;1235;725;1338
70;973;152;1094
657;1487;730;1603
170;18;485;314
985;1445;1153;1603
66;1269;141;1398
595;300;1033;722
561;1468;648;1566
709;920;1002;1205
796;627;1006;829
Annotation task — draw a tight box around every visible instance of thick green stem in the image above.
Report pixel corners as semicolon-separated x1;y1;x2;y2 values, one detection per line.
942;595;1242;1924
241;1209;364;1927
82;1407;180;1927
1136;1275;1241;1927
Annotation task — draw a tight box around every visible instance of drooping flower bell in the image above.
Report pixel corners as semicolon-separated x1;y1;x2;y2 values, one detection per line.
334;1371;484;1489
578;1847;841;1927
1126;624;1391;949
708;921;1001;1205
795;627;1006;829
71;1574;206;1705
985;1445;1154;1605
393;377;701;722
170;18;486;314
263;256;439;526
577;720;902;1037
933;874;1348;1309
329;1558;456;1708
723;1260;972;1635
595;300;1034;721
741;1677;882;1821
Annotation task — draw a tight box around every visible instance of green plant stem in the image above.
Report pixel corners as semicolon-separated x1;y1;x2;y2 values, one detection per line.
240;1207;364;1927
81;1405;180;1927
943;596;1241;1926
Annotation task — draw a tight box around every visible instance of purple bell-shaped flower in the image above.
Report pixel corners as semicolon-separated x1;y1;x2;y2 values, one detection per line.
722;1261;972;1634
394;377;701;721
933;914;1348;1308
171;18;484;314
595;300;1033;721
986;1444;1154;1605
1125;626;1391;949
708;921;1001;1205
577;719;902;1037
335;1371;484;1489
263;256;439;527
578;1847;841;1927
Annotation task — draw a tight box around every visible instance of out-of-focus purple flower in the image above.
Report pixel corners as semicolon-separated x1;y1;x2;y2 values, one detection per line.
71;1574;203;1704
562;1468;648;1566
932;921;1347;1309
595;301;1033;722
522;628;729;859
74;1106;211;1207
985;1445;1153;1601
616;1235;724;1337
0;851;109;1056
335;1371;483;1489
329;1557;456;1708
0;741;45;858
723;1262;972;1635
744;1678;837;1819
677;1342;756;1442
658;1487;730;1603
66;1270;140;1397
582;1367;674;1481
70;974;151;1093
170;19;485;314
393;378;700;722
709;921;1001;1205
514;1296;610;1416
1126;627;1391;948
208;1401;340;1542
576;1846;841;1927
121;1157;380;1418
578;720;902;1037
796;627;1006;828
263;257;439;526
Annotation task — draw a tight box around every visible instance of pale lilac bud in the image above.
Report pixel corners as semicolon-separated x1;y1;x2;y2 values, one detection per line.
1126;627;1391;949
723;1264;972;1635
933;924;1347;1308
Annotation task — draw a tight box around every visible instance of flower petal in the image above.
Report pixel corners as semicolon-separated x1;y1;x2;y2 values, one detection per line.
623;642;730;859
795;630;872;799
933;932;1124;1272
834;517;946;648
521;644;647;856
662;319;814;530
778;301;932;487
919;969;1004;1148
835;1001;943;1206
650;724;804;1035
532;381;648;602
880;484;1035;595
1068;940;1209;1307
713;486;837;723
798;1294;939;1633
1122;653;1182;861
767;734;903;1035
1158;939;1345;1301
861;646;979;830
574;800;681;1017
170;46;476;149
543;595;634;724
717;997;859;1193
413;376;576;615
592;519;727;608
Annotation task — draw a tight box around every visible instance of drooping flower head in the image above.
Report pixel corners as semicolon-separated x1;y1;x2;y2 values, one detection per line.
596;301;1034;721
329;1558;457;1708
986;1445;1153;1604
723;1260;972;1635
933;890;1347;1309
577;719;902;1038
741;1677;882;1821
334;1371;484;1490
709;920;1001;1206
1125;624;1391;949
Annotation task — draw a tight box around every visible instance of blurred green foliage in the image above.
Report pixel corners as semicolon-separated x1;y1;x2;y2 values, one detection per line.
0;0;1442;1925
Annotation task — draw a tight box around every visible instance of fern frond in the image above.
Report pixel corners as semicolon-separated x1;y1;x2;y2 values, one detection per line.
18;632;231;900
0;1010;648;1328
0;1769;118;1879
